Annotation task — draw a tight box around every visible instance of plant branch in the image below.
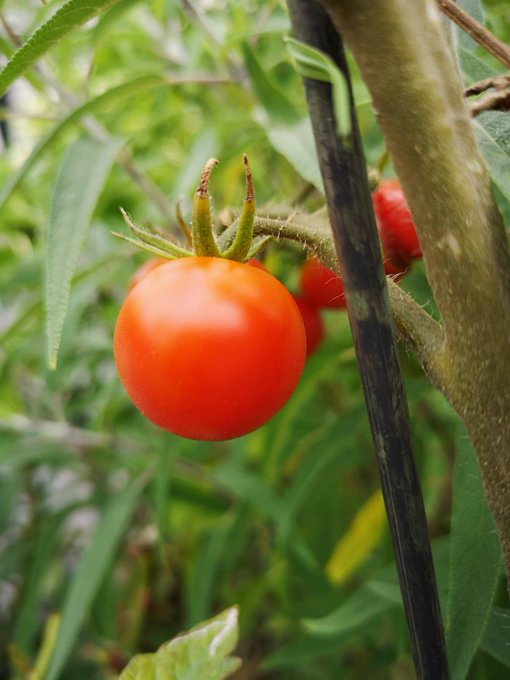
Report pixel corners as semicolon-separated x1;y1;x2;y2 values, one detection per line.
322;0;510;589
437;0;510;69
249;215;446;389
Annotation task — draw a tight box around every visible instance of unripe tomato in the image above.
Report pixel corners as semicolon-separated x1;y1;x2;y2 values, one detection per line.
372;180;422;263
114;257;306;441
292;296;324;356
299;257;346;309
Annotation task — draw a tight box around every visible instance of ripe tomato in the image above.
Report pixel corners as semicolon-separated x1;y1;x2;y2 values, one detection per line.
114;257;306;441
292;296;324;356
372;180;422;263
299;256;346;309
128;257;167;291
383;254;410;283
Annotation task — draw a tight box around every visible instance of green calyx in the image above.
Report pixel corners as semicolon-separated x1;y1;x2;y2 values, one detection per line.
115;155;260;263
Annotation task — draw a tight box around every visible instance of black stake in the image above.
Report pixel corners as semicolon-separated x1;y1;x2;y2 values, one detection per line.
285;2;449;678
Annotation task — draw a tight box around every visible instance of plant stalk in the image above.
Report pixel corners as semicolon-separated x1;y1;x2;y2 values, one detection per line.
286;2;449;677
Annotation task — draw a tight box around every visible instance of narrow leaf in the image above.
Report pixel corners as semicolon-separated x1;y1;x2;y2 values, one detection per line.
286;38;351;140
119;606;241;680
45;135;124;369
242;42;299;125
266;119;323;191
0;0;122;96
45;474;149;680
446;432;502;679
325;490;386;585
303;583;395;637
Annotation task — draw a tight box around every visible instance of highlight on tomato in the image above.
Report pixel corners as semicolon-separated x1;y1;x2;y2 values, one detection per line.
299;256;346;309
114;257;306;441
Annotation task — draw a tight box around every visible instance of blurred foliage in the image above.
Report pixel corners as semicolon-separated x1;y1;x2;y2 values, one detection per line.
0;1;509;678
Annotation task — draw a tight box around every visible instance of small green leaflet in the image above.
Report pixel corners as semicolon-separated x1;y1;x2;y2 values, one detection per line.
45;135;124;369
285;38;352;143
119;607;241;680
0;0;122;97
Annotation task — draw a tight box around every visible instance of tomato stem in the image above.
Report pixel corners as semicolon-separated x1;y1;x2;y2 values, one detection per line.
221;154;256;261
191;158;221;257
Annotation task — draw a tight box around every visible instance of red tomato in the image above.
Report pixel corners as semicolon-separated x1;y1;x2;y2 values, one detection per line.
128;257;167;291
129;257;266;291
299;257;346;309
383;254;410;283
372;180;422;263
114;257;306;441
292;296;324;356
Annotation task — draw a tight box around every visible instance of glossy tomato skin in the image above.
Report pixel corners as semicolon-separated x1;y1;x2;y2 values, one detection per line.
292;296;324;356
114;257;306;441
299;257;346;309
372;180;422;262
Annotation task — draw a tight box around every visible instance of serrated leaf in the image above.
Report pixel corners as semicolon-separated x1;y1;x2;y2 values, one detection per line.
325;490;386;585
286;38;351;141
446;431;502;680
45;474;149;680
0;0;122;97
119;607;241;680
45;135;124;369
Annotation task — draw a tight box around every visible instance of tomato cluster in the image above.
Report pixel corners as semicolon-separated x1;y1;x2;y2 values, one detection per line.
114;167;420;442
297;180;421;311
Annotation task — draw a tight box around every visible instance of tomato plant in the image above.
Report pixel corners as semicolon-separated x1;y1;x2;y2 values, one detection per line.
372;180;422;263
114;257;306;441
292;296;324;356
299;256;347;309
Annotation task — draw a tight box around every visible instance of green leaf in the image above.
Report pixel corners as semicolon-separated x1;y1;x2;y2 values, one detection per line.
0;0;122;97
481;607;510;668
445;431;502;680
45;474;149;680
0;74;168;213
185;512;248;626
454;0;485;54
303;582;396;637
266;118;323;191
474;113;510;204
45;135;124;369
286;38;351;141
242;42;299;125
119;607;241;680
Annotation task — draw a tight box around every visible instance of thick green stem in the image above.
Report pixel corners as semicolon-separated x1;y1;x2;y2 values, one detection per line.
322;0;510;584
250;215;446;386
